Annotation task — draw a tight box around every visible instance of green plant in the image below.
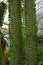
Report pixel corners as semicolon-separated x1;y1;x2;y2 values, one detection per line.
0;1;7;26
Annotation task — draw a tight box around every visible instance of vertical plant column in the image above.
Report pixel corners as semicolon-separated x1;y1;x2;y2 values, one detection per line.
9;0;25;65
25;0;38;65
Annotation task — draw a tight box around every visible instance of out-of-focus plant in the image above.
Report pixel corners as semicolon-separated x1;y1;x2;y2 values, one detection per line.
0;1;7;26
0;1;7;65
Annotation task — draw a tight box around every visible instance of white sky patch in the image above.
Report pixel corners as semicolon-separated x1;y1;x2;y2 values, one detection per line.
4;8;9;23
36;0;40;3
0;0;8;3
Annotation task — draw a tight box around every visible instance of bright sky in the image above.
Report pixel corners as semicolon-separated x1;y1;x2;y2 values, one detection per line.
36;0;41;3
0;0;8;3
2;8;9;29
4;8;9;23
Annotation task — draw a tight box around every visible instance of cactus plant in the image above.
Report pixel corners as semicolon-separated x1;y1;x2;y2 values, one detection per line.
8;0;25;65
25;0;38;65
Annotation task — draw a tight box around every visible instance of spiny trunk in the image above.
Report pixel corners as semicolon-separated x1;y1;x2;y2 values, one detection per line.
25;0;38;65
9;0;25;65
